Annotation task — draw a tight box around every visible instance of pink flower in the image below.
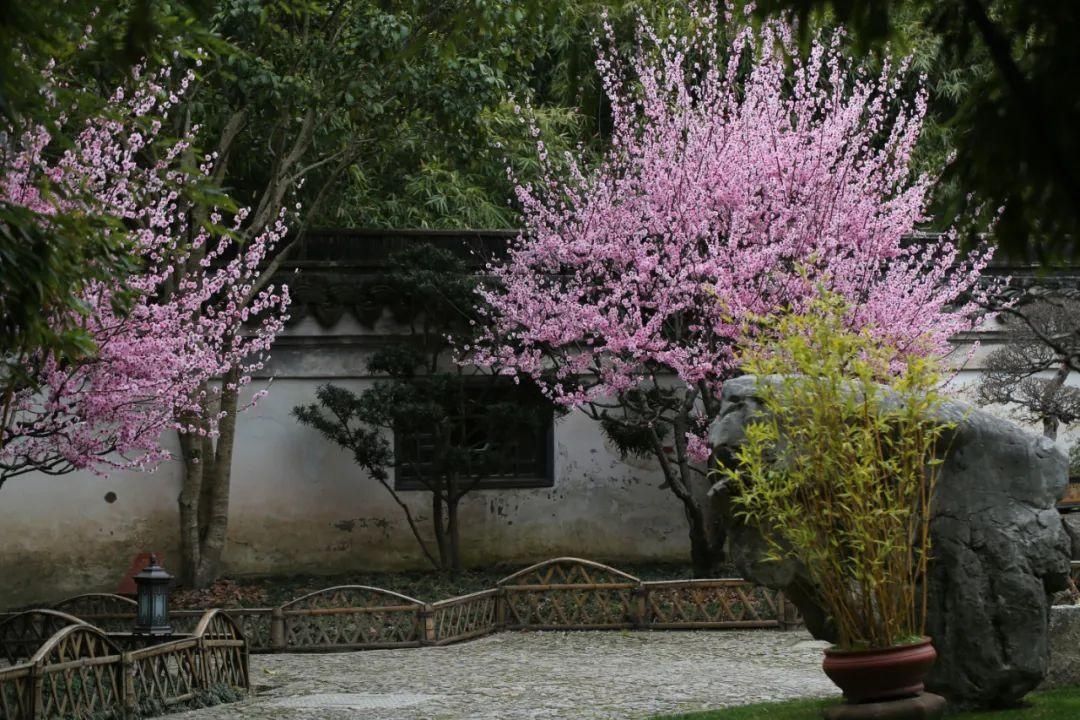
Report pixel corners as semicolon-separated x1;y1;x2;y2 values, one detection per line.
1;65;291;480
471;11;992;428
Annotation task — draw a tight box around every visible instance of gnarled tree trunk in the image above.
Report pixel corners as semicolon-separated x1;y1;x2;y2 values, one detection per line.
648;425;724;577
177;368;239;588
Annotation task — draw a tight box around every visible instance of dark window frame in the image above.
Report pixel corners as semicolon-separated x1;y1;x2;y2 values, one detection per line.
392;385;556;491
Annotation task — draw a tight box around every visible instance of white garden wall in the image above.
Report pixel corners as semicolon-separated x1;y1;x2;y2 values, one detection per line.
0;316;691;608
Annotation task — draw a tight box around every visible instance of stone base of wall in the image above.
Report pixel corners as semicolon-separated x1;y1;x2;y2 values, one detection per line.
1043;605;1080;689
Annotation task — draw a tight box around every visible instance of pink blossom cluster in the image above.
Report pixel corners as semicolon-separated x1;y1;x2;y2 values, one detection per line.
1;66;290;480
474;11;993;459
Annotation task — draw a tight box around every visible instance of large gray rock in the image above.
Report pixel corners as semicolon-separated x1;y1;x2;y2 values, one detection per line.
1061;513;1080;559
709;375;1071;709
1043;605;1080;689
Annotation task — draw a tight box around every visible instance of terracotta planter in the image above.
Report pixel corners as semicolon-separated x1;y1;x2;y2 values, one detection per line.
822;637;937;703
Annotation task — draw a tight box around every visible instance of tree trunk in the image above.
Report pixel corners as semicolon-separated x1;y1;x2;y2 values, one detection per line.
671;406;725;577
176;370;240;588
683;497;722;577
194;374;239;587
646;422;724;577
177;414;205;587
1041;361;1071;440
1044;416;1060;440
432;487;448;570
447;476;462;575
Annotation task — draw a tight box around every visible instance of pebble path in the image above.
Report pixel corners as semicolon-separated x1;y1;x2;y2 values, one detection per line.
174;629;836;720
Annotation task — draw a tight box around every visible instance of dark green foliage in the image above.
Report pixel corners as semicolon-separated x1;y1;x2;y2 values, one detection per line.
757;0;1080;260
293;245;558;572
0;0;211;123
0;205;132;378
189;0;700;230
599;399;672;460
0;0;220;447
293;384;392;481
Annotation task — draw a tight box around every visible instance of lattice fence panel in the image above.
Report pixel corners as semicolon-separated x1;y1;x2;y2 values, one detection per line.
0;665;32;720
281;586;423;650
130;640;200;707
33;626;123;720
498;557;640;588
499;558;640;630
195;612;249;690
644;580;780;628
226;610;271;652
169;610;203;635
502;587;637;629
431;590;499;645
283;608;421;649
169;609;271;651
0;610;86;665
52;594;137;633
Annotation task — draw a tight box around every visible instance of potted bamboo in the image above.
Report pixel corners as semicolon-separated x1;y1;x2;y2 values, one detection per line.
721;292;950;704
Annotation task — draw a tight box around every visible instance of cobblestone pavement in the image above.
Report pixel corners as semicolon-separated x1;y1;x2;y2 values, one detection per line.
175;630;836;720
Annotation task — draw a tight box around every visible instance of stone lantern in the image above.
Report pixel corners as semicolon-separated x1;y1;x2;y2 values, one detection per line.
133;554;173;637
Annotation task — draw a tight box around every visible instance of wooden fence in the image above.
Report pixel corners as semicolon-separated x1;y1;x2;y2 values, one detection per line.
0;609;249;720
3;558;799;657
1;554;1074;718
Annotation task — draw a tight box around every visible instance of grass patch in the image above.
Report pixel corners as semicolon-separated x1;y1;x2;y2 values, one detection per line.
651;687;1080;720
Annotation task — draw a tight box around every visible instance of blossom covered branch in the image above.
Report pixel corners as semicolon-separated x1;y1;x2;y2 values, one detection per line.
0;65;290;483
475;11;993;459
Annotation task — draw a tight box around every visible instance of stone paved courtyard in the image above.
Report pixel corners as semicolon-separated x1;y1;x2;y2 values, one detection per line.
174;630;836;720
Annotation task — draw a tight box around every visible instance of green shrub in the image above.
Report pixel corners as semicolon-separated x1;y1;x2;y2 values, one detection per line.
721;292;951;650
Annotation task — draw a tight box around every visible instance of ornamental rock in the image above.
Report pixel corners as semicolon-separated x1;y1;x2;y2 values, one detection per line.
709;375;1071;709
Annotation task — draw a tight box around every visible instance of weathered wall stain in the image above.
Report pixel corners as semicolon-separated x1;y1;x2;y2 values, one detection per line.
2;318;1043;609
0;363;693;608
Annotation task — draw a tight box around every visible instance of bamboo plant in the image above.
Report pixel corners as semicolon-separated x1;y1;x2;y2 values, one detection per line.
722;292;951;650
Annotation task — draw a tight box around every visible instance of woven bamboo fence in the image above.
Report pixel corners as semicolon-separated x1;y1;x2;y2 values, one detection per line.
499;558;642;630
427;588;501;645
278;586;425;651
51;594;137;634
0;609;249;720
3;558;799;657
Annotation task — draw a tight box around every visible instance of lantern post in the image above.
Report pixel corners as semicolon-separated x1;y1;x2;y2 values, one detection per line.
133;554;173;637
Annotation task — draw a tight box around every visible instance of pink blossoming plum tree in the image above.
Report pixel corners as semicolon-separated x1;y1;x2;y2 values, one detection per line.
472;12;992;574
0;66;290;586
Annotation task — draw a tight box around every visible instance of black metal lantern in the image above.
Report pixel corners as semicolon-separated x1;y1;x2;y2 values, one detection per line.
133;554;173;637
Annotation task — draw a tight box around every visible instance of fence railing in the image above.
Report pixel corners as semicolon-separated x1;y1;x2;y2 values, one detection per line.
1;558;800;657
428;588;501;645
0;609;249;720
50;554;1080;647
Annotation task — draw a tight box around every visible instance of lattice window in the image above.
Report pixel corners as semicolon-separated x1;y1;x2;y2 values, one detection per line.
394;381;554;490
